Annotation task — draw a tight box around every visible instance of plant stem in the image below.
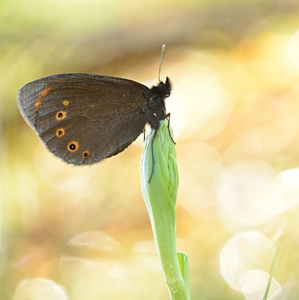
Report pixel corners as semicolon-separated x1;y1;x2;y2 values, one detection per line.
140;120;190;300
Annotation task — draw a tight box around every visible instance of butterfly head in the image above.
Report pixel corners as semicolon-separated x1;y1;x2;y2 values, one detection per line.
151;77;172;99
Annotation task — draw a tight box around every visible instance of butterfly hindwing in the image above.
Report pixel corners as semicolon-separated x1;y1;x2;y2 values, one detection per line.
17;74;151;165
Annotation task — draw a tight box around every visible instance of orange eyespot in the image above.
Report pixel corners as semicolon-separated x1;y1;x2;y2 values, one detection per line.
82;150;90;158
67;141;79;153
56;128;65;137
56;111;67;121
62;100;69;106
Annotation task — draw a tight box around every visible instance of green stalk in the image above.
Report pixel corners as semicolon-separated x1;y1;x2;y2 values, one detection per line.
140;120;190;300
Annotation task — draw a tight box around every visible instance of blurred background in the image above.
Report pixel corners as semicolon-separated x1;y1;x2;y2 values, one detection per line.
2;0;299;299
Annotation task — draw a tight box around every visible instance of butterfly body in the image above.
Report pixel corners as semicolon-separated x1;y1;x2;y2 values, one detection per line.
17;73;172;165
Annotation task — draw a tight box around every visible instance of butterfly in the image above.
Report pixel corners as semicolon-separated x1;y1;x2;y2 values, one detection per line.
17;72;172;166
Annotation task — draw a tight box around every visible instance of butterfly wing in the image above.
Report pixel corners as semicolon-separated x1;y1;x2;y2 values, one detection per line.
17;73;151;165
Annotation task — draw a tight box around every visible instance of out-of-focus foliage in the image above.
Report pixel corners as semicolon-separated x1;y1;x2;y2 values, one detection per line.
2;0;299;299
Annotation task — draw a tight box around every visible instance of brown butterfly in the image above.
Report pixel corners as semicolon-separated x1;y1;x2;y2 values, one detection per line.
17;73;172;165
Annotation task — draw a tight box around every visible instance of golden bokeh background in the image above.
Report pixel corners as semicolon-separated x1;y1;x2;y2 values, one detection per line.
2;0;299;299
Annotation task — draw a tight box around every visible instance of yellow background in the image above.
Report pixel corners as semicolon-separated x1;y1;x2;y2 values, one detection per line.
1;0;299;299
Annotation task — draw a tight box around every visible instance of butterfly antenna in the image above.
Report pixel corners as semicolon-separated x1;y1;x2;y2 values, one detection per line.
158;44;166;82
